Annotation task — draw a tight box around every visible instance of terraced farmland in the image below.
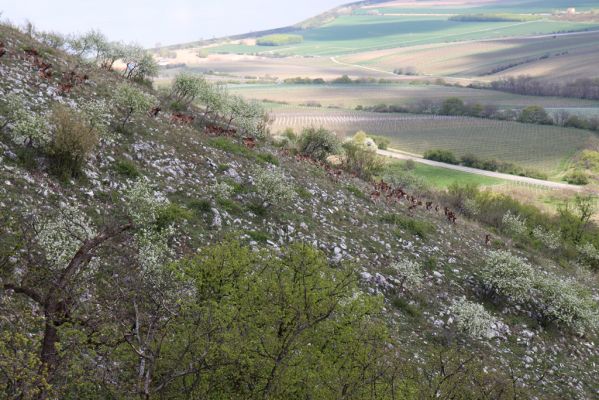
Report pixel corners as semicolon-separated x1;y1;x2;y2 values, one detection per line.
270;107;596;174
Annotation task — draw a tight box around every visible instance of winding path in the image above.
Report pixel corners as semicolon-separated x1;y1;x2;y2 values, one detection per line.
377;148;585;191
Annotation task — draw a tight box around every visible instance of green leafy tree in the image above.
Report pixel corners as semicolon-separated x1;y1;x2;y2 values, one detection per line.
440;97;466;115
519;105;551;124
297;127;341;161
170;241;393;399
114;83;156;130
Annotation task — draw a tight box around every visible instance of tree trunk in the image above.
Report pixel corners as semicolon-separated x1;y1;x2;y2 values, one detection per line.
40;318;59;373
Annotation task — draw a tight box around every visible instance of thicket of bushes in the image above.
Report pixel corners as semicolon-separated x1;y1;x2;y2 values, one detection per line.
479;251;598;335
449;14;529;22
358;97;599;133
444;183;599;266
256;34;303;46
486;75;599;101
423;149;548;180
283;77;326;84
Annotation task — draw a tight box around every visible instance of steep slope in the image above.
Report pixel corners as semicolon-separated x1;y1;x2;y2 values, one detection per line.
1;23;598;399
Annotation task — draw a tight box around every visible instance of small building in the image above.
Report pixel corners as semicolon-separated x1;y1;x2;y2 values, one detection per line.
567;7;577;15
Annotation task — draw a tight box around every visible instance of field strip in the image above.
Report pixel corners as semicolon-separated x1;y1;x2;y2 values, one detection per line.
377;149;586;191
330;56;397;76
335;29;599;79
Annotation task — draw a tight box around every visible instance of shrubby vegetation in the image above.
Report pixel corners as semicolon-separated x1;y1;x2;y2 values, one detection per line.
488;75;599;101
445;184;599;257
363;96;599;135
423;149;459;165
449;297;499;339
392;259;424;293
256;34;303;46
479;251;599;335
252;166;297;208
47;104;99;178
168;73;270;139
502;211;528;237
297;127;341;161
283;76;326;84
114;82;156;130
449;13;530;22
424;149;548;180
342;141;385;179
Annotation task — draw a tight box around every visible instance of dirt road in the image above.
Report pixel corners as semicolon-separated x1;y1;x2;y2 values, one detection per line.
377;148;584;191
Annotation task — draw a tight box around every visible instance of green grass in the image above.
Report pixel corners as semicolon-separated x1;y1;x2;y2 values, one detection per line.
381;213;435;238
386;161;503;188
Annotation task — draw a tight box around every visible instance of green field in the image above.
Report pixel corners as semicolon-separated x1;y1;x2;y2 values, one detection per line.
209;15;599;57
270;107;595;174
385;161;504;188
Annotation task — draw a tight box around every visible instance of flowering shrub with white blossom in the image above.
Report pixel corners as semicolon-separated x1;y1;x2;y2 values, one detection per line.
533;275;599;336
136;226;175;274
449;297;498;339
124;180;175;272
481;251;599;335
391;259;423;293
480;250;535;303
501;211;527;237
532;226;561;250
12;112;51;147
124;179;169;226
212;181;235;200
577;242;599;270
252;167;297;207
37;204;97;269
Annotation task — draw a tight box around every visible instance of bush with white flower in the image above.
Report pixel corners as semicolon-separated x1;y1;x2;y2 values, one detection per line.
481;250;599;335
12;112;51;147
252;167;296;207
124;180;175;273
212;181;235;200
532;226;561;250
533;275;598;336
124;179;169;226
577;242;599;270
391;259;423;293
502;211;527;237
37;204;96;269
480;250;535;302
449;297;499;339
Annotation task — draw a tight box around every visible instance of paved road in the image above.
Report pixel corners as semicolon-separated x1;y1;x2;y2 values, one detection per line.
377;149;585;191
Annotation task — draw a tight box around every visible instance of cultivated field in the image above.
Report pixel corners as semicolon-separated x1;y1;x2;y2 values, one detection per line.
206;15;599;57
230;83;599;112
269;107;596;174
338;30;599;81
154;50;399;82
358;0;599;14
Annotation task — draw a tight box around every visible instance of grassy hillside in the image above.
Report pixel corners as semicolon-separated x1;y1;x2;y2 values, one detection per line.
1;18;599;400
